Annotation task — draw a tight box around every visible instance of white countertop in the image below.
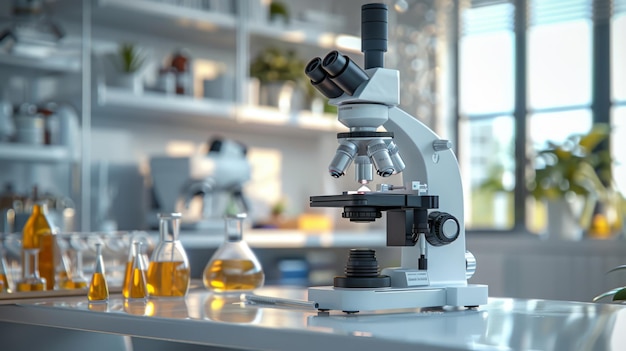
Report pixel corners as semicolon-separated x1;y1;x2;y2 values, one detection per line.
0;285;625;351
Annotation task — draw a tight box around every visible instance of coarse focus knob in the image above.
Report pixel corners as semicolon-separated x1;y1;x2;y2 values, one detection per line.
432;140;452;152
465;251;477;279
426;211;460;246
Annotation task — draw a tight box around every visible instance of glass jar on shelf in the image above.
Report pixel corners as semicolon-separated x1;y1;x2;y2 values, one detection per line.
203;213;264;294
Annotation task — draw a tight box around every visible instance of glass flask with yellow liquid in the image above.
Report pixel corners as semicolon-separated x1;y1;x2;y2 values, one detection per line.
21;198;56;290
88;243;109;302
123;241;148;300
146;213;190;298
203;214;264;293
16;248;46;291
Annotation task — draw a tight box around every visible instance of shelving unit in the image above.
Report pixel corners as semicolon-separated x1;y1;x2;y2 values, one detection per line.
0;52;81;75
0;144;76;163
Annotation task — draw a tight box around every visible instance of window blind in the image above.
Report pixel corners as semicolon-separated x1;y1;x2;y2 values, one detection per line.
461;0;514;35
529;0;591;26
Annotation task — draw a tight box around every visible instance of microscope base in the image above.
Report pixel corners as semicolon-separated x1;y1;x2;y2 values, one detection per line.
308;284;488;312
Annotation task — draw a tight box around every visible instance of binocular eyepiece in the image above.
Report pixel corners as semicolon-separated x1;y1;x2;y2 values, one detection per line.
305;51;369;99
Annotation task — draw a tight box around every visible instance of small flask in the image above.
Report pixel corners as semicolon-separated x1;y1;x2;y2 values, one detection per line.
146;213;190;298
88;243;109;302
203;213;264;293
123;241;148;300
16;248;46;291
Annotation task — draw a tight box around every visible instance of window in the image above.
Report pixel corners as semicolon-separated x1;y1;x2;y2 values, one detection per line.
458;0;617;233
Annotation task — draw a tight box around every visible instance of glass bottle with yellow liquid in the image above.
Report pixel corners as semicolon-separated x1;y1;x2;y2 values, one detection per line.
203;213;264;293
146;213;190;298
123;241;148;300
21;198;56;290
88;243;109;302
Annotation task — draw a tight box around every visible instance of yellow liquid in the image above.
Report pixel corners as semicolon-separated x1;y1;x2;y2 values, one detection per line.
203;259;264;292
126;268;147;299
17;280;45;292
146;261;190;298
88;272;109;301
0;273;9;293
22;205;56;291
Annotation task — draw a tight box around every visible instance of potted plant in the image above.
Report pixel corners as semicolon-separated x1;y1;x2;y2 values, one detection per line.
249;47;308;113
528;123;621;239
110;43;146;94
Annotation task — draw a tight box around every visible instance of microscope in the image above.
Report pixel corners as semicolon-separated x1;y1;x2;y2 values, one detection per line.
304;3;487;312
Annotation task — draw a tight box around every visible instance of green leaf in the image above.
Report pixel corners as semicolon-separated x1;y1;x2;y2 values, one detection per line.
607;265;626;274
593;287;624;302
614;288;626;301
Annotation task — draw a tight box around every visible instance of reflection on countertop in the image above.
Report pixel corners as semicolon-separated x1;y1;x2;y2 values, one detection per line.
0;286;625;351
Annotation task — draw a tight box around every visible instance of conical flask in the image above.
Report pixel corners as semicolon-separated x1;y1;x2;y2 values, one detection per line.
203;213;264;293
147;213;190;298
16;248;45;291
123;241;148;300
88;243;109;302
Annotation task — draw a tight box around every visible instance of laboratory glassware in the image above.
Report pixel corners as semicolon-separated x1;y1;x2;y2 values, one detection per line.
123;241;148;300
88;243;109;302
22;197;56;290
147;213;190;298
203;213;264;293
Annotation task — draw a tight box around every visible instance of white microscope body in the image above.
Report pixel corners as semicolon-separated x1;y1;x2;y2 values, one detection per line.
305;3;487;312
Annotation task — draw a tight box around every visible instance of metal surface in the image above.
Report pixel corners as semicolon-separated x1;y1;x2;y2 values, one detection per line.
0;287;624;351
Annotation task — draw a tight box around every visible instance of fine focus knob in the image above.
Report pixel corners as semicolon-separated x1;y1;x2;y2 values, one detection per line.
432;140;452;152
465;251;477;280
426;211;460;246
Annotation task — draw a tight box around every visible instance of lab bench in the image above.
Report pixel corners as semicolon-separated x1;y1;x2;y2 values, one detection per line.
0;285;624;351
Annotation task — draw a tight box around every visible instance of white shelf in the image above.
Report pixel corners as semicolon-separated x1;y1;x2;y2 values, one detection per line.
93;0;237;48
95;86;236;122
0;144;76;163
95;86;343;135
0;52;81;75
248;22;361;54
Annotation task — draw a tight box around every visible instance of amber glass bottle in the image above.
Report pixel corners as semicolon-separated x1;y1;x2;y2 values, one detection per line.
22;200;56;290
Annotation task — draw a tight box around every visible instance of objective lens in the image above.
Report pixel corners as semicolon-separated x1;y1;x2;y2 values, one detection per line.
388;141;405;173
328;141;358;178
367;139;394;177
354;155;374;183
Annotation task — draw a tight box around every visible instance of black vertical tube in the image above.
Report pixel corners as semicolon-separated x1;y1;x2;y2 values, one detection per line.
361;3;388;69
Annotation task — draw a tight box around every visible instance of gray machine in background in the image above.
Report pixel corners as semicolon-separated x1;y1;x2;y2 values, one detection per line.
304;3;487;312
148;138;250;230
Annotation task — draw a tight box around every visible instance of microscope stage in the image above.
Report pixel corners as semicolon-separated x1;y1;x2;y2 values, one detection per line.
310;193;438;210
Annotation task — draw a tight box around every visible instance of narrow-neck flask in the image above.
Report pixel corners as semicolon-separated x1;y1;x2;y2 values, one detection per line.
203;213;264;293
123;241;148;300
147;213;190;298
88;243;109;302
22;200;56;290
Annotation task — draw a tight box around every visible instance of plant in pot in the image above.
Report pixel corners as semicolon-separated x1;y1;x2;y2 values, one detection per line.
528;123;622;239
110;43;146;95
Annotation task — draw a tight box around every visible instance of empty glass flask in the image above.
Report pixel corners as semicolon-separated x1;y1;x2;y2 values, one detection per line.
203;214;264;293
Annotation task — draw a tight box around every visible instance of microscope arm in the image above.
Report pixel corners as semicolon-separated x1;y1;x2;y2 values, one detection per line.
385;107;468;284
